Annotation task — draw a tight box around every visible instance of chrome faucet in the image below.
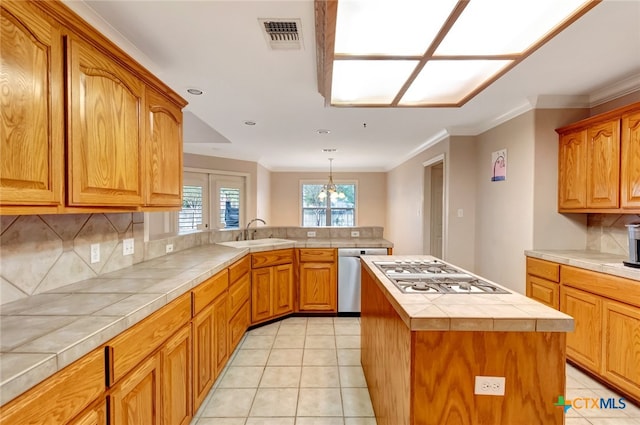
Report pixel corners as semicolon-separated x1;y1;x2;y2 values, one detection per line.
245;218;266;240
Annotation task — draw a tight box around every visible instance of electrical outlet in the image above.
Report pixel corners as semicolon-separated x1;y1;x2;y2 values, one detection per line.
474;376;505;396
351;230;360;237
90;243;100;264
307;231;316;238
166;243;174;253
122;238;134;256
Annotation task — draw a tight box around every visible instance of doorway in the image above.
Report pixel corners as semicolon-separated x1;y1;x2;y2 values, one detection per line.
423;156;445;258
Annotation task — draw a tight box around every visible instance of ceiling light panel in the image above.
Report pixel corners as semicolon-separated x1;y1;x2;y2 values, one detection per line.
334;0;458;56
434;0;592;55
332;60;418;105
400;60;513;105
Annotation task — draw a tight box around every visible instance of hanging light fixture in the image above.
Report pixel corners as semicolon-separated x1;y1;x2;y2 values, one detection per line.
318;158;346;200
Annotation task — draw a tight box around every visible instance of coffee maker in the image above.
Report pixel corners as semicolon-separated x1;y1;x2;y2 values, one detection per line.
624;224;640;268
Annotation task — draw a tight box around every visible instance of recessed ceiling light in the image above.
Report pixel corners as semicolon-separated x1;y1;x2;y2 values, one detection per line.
186;88;203;95
317;129;331;134
244;121;257;126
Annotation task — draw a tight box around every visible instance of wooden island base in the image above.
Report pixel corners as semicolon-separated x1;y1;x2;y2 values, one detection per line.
361;268;566;425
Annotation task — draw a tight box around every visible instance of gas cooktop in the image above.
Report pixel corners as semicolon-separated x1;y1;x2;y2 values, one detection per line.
374;259;510;294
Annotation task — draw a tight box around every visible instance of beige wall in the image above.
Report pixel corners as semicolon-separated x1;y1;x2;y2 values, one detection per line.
256;164;271;223
270;172;387;227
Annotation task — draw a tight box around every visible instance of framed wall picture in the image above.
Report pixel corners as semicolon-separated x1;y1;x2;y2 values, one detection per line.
491;149;507;182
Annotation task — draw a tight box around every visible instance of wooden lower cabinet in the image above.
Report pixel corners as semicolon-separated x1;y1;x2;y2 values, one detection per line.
111;353;161;425
229;301;251;353
251;264;294;323
602;299;640;399
299;262;337;312
560;285;602;373
161;325;192;425
192;293;228;412
68;399;108;425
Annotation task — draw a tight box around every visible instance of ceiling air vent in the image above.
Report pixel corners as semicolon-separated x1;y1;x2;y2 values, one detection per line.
259;18;303;50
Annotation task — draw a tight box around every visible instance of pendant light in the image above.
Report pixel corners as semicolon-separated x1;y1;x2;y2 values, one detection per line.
318;158;346;200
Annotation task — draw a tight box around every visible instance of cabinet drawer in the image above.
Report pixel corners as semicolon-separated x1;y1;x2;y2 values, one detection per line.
229;273;250;317
229;256;251;284
526;275;559;309
192;269;229;315
0;347;104;425
252;249;294;268
107;292;191;385
299;248;336;263
561;265;640;308
526;257;559;282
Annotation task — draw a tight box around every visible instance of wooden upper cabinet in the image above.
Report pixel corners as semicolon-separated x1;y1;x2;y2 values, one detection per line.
558;130;587;209
0;1;63;207
621;110;640;208
586;119;620;208
67;34;144;207
145;88;183;207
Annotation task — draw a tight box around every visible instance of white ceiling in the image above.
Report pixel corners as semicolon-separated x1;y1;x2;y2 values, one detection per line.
64;0;640;172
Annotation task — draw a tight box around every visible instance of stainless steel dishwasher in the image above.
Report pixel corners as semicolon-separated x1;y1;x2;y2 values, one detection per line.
338;248;389;314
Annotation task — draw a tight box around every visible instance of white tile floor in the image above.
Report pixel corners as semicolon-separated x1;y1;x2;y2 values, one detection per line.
191;317;640;425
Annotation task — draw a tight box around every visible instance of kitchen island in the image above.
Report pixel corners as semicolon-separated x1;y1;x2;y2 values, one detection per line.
360;255;574;425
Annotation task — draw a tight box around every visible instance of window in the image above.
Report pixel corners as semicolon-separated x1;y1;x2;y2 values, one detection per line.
302;183;356;227
218;187;240;229
179;185;204;232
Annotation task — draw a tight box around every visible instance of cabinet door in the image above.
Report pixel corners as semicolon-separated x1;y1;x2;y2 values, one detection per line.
67;34;144;206
229;301;250;353
560;286;602;373
162;326;192;425
145;88;183;207
252;268;273;323
586;119;620;208
299;262;337;312
0;1;63;207
111;353;161;425
526;275;559;310
192;304;214;410
273;264;294;316
602;299;640;400
558;130;587;209
68;399;107;425
213;295;228;375
621;109;640;208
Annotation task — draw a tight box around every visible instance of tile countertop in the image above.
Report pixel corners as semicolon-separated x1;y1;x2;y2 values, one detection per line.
525;249;640;281
0;238;392;406
361;255;574;334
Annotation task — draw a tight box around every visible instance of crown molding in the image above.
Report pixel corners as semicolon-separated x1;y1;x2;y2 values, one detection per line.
589;72;640;107
386;129;450;171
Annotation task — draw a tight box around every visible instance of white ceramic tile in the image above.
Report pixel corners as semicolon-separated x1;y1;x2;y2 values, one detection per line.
337;349;361;366
196;418;246;425
277;324;307;336
344;419;377;425
266;349;303;366
296;418;345;425
303;349;338;366
249;388;298;416
297;388;343;416
241;335;275;350
259;366;301;388
201;388;256;417
334;324;360;335
335;336;360;349
245;418;295;425
0;352;57;405
338;367;367;388
218;366;264;388
248;323;280;336
305;336;336;349
341;388;374;417
232;349;271;367
272;334;305;349
306;324;335;335
0;315;78;351
300;366;340;388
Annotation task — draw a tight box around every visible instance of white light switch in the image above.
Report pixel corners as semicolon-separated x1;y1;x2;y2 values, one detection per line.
457;208;464;218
